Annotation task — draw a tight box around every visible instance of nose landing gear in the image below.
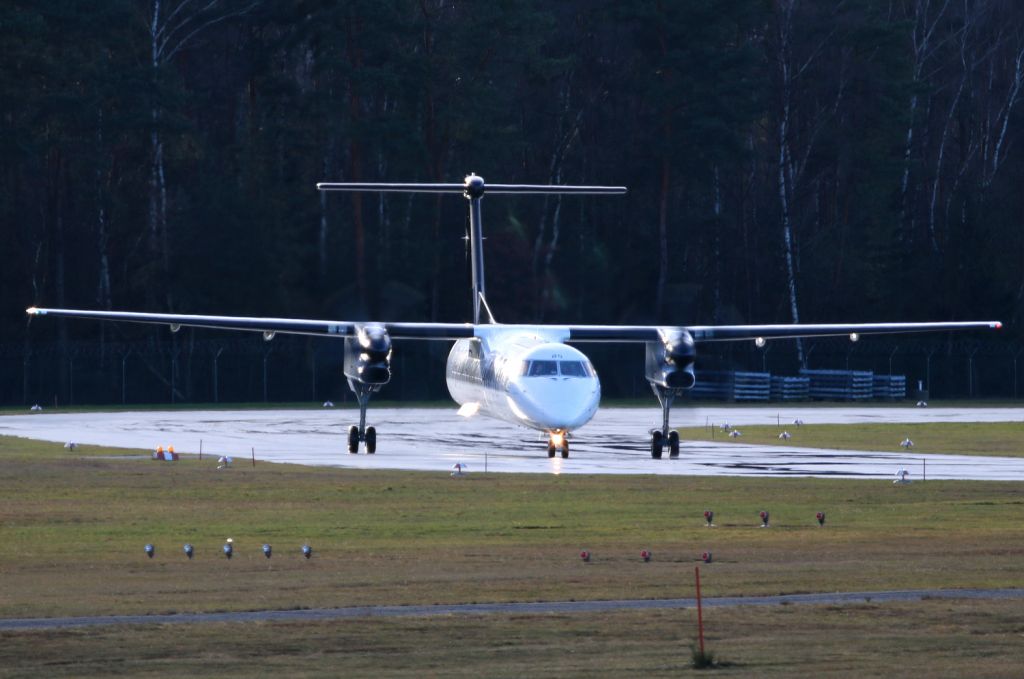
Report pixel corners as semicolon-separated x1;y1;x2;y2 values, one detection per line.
547;431;570;459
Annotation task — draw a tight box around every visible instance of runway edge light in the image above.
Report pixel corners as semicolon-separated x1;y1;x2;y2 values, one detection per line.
704;510;714;527
759;510;770;528
702;551;712;563
640;549;651;562
144;543;155;559
579;549;591;562
183;543;194;559
816;512;826;526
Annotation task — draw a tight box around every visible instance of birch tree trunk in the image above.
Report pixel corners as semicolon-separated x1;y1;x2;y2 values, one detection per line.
776;1;804;366
897;0;951;240
146;0;258;310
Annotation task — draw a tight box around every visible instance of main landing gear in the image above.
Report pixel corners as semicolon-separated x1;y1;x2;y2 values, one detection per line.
650;384;682;459
347;381;379;454
546;430;570;459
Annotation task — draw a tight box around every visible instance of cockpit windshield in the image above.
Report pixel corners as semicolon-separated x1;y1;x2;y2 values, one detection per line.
527;360;558;376
521;359;594;377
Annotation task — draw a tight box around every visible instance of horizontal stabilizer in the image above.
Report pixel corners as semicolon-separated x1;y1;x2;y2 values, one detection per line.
317;176;626;196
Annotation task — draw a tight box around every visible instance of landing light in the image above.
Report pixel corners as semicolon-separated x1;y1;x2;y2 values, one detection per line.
849;332;859;342
457;402;481;418
263;331;276;341
550;431;565;448
755;337;766;348
169;323;181;333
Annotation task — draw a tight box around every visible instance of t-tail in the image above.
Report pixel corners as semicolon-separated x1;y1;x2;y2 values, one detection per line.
316;175;627;324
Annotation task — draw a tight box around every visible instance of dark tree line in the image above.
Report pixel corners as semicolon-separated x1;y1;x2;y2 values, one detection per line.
2;0;1022;404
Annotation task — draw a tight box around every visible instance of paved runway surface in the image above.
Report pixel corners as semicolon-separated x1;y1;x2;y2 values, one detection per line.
2;405;1022;479
2;588;1022;630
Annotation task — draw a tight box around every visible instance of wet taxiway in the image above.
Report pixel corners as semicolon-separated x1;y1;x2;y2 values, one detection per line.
1;405;1022;480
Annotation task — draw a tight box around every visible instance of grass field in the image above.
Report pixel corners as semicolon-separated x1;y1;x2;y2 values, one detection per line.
3;601;1024;677
1;427;1023;676
678;421;1024;456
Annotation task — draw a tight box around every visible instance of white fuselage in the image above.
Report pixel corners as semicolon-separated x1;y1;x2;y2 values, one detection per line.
446;327;601;434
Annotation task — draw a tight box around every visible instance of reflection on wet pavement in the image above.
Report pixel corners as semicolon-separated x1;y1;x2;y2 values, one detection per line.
1;406;1022;480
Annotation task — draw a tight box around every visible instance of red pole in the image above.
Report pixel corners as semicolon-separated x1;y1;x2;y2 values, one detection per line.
695;565;705;655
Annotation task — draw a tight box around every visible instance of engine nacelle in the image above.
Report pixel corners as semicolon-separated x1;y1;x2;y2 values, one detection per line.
645;329;696;390
344;325;392;386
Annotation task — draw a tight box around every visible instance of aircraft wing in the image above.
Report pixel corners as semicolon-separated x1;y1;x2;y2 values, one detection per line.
25;307;1000;343
24;307;476;340
558;321;1001;343
682;321;1001;342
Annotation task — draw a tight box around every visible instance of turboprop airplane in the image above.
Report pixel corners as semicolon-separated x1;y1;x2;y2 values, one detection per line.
26;174;1001;459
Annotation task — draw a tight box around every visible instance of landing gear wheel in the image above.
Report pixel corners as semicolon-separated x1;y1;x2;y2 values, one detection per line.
668;430;680;458
651;430;664;459
560;439;569;459
365;426;377;454
348;425;359;454
547;442;556;458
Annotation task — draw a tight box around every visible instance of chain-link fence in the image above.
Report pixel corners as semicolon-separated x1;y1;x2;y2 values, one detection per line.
2;335;1020;407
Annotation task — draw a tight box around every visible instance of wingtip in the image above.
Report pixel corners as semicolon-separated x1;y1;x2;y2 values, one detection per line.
994;321;1003;330
25;306;39;315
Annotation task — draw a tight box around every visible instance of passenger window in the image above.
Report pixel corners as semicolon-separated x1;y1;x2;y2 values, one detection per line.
528;360;558;376
559;361;587;377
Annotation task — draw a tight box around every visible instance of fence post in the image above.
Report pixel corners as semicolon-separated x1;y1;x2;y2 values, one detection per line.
121;348;132;404
212;346;224;403
262;347;273;403
1014;348;1023;399
968;346;979;398
22;354;29;405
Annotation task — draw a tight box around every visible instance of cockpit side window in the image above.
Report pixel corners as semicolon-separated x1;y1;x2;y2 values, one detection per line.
527;360;558;376
558;361;587;377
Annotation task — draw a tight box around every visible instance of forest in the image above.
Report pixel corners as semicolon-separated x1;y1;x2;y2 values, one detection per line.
2;0;1022;405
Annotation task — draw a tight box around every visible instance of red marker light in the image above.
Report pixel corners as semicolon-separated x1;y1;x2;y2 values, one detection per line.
995;322;1002;329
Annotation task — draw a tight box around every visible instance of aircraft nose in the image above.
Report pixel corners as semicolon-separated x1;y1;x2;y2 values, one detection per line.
513;377;600;430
